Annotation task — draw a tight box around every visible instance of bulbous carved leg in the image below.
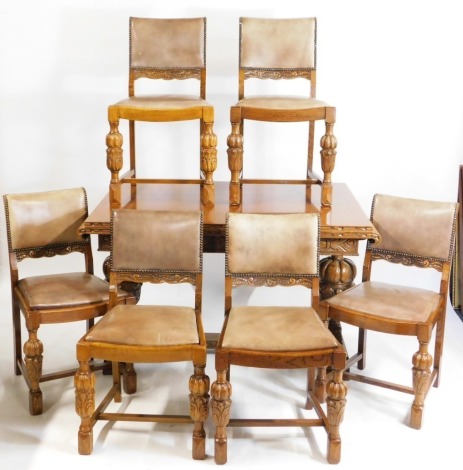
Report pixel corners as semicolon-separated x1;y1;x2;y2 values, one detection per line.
75;361;96;455
410;341;432;429
320;113;337;207
211;370;232;465
189;364;210;460
228;119;243;206
106;119;123;210
24;330;43;415
326;369;347;464
320;255;357;348
200;120;217;206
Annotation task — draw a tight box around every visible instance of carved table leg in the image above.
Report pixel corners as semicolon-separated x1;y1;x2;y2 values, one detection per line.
319;255;357;346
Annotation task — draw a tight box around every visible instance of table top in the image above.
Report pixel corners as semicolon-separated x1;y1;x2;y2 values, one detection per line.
81;182;380;254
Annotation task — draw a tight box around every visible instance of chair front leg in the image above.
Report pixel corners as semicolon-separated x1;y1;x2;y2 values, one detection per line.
228;110;243;206
200;115;217;206
411;340;432;429
320;108;337;206
189;363;210;460
326;368;347;464
106;117;123;210
211;369;232;465
75;361;96;455
24;328;43;415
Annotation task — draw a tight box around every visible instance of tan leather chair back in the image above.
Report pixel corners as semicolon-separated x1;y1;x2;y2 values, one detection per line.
130;17;206;70
111;209;202;273
240;17;316;70
4;187;88;252
226;212;320;276
370;193;458;262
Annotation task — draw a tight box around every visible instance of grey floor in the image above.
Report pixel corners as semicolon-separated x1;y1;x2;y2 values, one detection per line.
1;253;463;469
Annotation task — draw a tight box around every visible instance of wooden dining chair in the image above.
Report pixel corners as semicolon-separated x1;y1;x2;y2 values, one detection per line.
106;17;217;209
227;17;336;206
75;209;209;459
211;212;347;465
3;187;136;415
320;193;458;429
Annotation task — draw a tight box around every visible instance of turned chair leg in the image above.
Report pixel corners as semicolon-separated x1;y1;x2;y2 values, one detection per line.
189;364;210;460
410;340;432;430
75;361;96;455
24;329;43;415
211;369;232;465
326;369;347;464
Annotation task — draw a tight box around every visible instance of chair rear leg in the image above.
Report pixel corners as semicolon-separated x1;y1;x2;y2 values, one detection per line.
122;362;137;394
306;368;315;409
13;304;22;376
432;313;445;387
357;328;367;370
314;367;328;404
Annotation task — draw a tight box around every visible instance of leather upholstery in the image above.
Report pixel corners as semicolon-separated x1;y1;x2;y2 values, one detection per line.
222;306;339;350
18;273;114;309
227;212;319;275
113;95;208;110
240;17;316;69
5;187;87;251
130;17;205;69
111;209;202;272
237;96;329;110
324;281;440;323
370;193;457;261
85;305;199;346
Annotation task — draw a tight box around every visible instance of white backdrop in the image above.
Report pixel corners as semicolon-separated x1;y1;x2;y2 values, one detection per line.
0;0;462;294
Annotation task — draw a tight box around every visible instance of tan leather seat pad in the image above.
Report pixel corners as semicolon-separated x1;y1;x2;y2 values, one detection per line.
222;306;339;351
85;304;199;346
237;96;329;110
18;273;119;309
113;95;211;109
325;281;440;323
